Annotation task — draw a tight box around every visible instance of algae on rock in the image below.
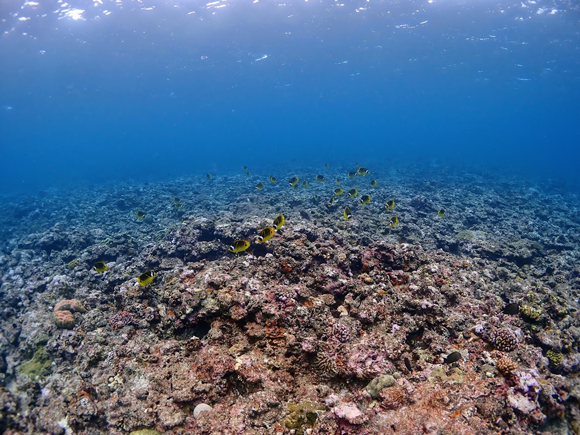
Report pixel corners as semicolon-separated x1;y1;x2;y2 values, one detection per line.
283;400;324;435
17;346;52;379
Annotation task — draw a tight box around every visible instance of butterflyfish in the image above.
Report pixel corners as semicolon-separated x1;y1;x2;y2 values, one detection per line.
228;240;251;253
92;261;107;273
255;182;265;191
289;176;299;187
327;197;335;207
273;214;285;230
371;180;377;188
257;227;275;243
303;180;310;187
357;167;370;176
438;209;445;217
269;175;277;184
336;177;340;185
385;200;395;210
347;188;358;198
138;270;156;286
359;194;371;205
334;188;344;196
136;211;146;220
347;171;357;179
315;175;325;182
389;216;399;227
344;206;353;221
206;173;212;180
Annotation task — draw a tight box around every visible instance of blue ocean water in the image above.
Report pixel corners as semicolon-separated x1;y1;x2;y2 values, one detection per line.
0;0;579;194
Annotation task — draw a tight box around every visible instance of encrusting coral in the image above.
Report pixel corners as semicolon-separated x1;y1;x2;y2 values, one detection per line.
53;299;86;329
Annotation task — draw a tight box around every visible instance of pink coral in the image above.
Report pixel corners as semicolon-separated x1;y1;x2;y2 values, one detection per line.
53;298;86;329
53;309;75;329
54;299;86;313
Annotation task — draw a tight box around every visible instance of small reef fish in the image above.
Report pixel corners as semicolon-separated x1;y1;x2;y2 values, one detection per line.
347;171;358;179
357;167;370;176
228;240;251;253
371;179;377;188
136;211;146;220
273;214;285;230
206;173;212;180
438;209;445;217
347;188;358;198
303;180;310;187
359;194;371;205
389;216;399;227
334;188;344;196
138;270;156;286
503;303;520;315
289;176;299;187
443;351;462;364
242;166;249;172
344;206;353;221
315;175;325;182
385;200;395;210
257;227;275;243
269;175;277;184
336;177;340;185
92;261;107;273
327;197;335;207
255;182;265;191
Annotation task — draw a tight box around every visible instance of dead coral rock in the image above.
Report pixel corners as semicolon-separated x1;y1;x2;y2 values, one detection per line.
53;299;86;329
332;403;366;425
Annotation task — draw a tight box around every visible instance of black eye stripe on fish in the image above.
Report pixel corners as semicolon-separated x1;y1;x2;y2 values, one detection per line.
344;206;353;220
228;240;251;253
359;194;371;204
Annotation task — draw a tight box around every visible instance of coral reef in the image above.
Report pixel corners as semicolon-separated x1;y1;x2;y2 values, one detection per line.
0;166;579;434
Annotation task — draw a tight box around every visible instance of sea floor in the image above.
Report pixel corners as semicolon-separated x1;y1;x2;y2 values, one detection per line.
1;165;580;435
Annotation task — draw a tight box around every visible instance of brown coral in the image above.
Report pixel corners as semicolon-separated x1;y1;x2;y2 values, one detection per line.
313;352;338;379
496;355;518;374
494;329;518;352
279;261;292;274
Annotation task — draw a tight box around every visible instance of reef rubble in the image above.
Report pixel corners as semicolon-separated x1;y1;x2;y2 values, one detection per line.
1;166;580;434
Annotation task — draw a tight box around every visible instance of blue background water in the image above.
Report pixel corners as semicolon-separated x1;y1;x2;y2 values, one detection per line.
1;0;579;194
